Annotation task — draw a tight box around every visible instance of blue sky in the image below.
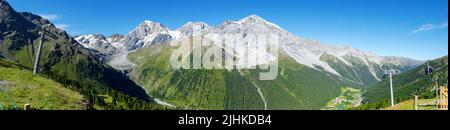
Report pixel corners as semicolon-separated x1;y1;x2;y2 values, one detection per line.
7;0;448;60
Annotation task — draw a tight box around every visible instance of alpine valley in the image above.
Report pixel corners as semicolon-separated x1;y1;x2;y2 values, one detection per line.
1;0;446;110
73;15;427;110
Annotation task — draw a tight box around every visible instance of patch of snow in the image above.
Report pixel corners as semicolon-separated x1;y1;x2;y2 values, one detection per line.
169;30;181;40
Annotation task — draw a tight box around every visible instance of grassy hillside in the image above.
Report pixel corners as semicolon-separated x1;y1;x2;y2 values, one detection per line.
0;59;86;110
128;40;364;110
383;99;436;110
358;56;448;110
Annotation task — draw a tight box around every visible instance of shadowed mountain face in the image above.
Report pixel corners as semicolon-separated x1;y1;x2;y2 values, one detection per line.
0;0;150;101
1;0;37;55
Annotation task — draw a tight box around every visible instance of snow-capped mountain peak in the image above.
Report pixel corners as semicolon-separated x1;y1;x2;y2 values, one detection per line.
238;14;283;30
74;34;120;62
106;34;125;48
75;34;107;49
240;14;263;21
178;22;210;30
74;15;423;85
135;20;170;34
143;20;153;24
182;21;209;27
123;20;173;50
176;22;210;38
238;14;268;25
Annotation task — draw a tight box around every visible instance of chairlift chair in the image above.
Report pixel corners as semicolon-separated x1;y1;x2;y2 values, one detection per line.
425;66;433;75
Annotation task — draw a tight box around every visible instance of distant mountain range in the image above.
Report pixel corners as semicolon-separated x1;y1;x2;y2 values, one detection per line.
75;15;423;86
